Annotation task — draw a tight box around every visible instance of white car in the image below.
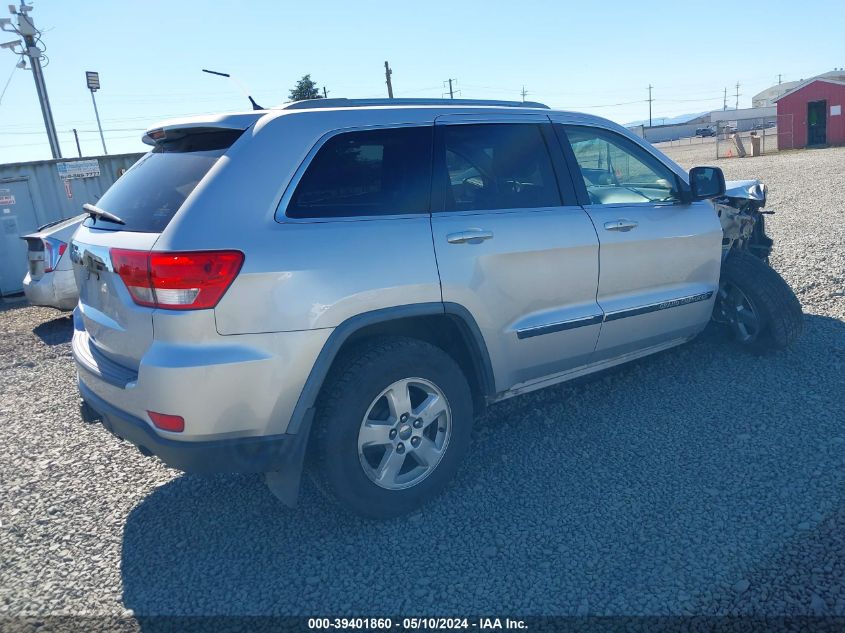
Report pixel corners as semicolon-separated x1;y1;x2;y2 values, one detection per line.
22;214;85;310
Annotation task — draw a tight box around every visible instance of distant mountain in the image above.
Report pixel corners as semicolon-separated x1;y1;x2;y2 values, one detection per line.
623;111;712;127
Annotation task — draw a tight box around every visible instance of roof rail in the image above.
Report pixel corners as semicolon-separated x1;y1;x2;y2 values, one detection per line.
277;97;550;110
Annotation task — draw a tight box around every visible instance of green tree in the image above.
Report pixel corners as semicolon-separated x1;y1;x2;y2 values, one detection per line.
289;74;323;101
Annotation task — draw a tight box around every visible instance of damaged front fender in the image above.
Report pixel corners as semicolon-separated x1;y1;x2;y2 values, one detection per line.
715;179;773;263
724;179;768;205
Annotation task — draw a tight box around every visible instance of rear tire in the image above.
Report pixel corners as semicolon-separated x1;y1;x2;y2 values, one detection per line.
714;250;803;351
311;336;474;518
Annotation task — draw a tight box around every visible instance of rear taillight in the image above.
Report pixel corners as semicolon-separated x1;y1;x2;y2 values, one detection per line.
43;238;67;273
110;249;244;310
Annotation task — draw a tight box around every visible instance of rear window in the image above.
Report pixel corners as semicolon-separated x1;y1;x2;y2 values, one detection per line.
84;130;242;233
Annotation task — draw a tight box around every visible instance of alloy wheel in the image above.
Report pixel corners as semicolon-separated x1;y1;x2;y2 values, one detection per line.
717;282;762;344
357;377;452;490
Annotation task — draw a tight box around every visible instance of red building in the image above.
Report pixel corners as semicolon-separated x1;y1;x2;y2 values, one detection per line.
776;78;845;148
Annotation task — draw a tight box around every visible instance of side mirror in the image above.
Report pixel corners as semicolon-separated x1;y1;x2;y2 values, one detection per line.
689;166;726;200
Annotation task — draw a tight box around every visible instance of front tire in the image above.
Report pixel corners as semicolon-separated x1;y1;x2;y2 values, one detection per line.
714;250;803;351
311;336;474;518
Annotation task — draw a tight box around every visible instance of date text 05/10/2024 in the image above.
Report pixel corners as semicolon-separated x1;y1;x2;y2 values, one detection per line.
307;618;528;630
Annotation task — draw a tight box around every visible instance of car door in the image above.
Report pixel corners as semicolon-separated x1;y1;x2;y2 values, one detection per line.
429;115;602;392
555;123;723;359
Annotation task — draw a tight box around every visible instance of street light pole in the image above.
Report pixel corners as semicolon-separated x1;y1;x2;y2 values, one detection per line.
86;71;107;154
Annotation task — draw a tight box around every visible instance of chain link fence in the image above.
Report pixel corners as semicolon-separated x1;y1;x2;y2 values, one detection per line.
715;114;793;158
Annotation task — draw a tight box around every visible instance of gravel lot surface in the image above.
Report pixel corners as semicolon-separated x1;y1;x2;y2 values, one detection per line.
1;147;843;624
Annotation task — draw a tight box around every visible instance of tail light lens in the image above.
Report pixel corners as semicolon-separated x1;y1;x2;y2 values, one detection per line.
43;238;67;273
111;249;244;310
147;411;185;432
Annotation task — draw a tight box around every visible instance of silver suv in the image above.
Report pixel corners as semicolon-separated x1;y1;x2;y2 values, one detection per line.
71;98;802;517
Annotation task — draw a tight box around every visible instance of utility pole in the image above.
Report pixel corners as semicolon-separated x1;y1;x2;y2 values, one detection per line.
442;78;459;99
778;74;782;85
647;84;653;127
735;81;740;110
72;129;82;158
384;61;393;98
723;87;727;110
2;3;61;158
521;85;528;102
86;71;107;154
322;86;328;98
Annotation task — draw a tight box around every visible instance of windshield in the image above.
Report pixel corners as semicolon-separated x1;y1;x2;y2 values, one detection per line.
84;130;241;233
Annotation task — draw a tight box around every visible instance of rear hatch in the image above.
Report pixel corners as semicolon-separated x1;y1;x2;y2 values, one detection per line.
23;214;85;280
72;121;254;371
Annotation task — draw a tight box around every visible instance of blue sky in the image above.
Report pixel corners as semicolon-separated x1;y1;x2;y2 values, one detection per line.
1;0;843;163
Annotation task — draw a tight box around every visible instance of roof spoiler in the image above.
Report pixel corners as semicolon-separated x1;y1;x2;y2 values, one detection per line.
142;112;265;146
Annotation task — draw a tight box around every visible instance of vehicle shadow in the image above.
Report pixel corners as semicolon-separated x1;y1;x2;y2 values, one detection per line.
32;313;73;346
121;314;845;620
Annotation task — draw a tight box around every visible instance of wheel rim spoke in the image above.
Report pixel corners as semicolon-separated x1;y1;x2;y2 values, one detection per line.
413;437;443;468
721;282;760;343
413;393;447;429
358;422;392;447
374;446;406;485
384;380;413;419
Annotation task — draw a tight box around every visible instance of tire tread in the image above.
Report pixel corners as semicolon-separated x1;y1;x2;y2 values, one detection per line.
721;250;803;350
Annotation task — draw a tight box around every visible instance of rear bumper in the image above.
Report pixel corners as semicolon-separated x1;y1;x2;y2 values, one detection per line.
22;270;77;311
79;379;309;473
71;308;331;438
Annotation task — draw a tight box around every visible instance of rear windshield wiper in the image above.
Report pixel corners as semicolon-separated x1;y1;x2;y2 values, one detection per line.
83;203;126;225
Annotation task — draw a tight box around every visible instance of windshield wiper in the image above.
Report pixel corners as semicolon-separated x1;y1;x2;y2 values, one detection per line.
83;203;125;225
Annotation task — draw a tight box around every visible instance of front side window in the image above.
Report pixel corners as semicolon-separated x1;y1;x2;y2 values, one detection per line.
564;126;681;205
286;126;432;218
437;124;561;212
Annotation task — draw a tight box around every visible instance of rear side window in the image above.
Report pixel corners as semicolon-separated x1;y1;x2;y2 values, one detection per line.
285;126;432;218
436;124;561;212
84;130;242;233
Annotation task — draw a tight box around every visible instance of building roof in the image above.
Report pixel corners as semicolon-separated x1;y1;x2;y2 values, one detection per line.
774;78;845;102
752;81;800;104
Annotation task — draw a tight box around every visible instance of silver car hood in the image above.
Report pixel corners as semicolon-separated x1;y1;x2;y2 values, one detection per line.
724;179;767;203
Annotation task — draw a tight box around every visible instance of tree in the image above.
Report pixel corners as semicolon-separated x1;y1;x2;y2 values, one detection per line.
289;74;323;101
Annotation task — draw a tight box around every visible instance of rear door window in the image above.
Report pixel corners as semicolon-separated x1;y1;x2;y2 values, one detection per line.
435;124;561;212
83;130;242;233
285;126;432;218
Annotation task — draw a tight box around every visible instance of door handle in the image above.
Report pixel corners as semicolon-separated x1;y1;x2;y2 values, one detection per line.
603;219;639;232
446;229;494;244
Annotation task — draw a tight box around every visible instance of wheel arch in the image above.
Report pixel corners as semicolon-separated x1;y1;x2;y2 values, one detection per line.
286;302;495;435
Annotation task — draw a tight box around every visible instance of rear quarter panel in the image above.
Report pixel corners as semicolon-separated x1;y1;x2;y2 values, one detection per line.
153;108;445;334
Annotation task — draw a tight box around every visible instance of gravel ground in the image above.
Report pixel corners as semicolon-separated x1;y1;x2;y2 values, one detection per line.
1;147;844;624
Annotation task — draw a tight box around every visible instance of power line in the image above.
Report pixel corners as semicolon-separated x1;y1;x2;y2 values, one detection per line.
0;132;141;150
0;62;16;104
550;99;647;109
